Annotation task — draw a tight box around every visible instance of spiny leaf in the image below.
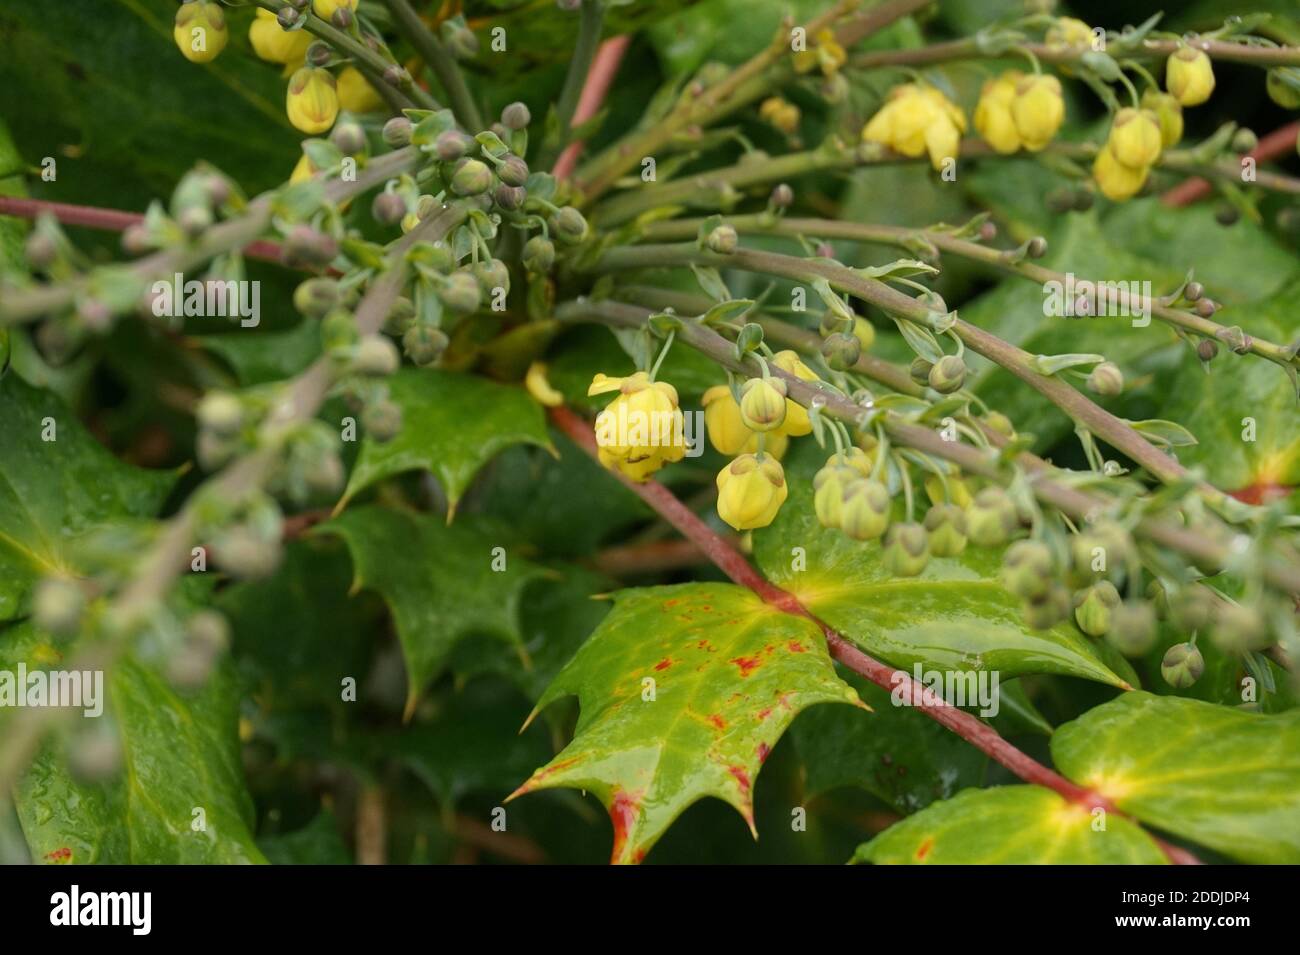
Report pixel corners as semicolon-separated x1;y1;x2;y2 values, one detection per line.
509;582;861;864
0;373;176;621
317;506;548;717
752;442;1129;688
338;369;553;517
852;785;1167;864
1052;692;1300;864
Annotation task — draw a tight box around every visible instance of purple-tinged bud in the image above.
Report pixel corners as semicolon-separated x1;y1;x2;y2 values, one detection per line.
501;101;531;131
383;116;413;148
498;154;529;187
372;191;407;225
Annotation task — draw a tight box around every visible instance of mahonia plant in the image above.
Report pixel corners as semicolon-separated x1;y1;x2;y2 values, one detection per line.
0;0;1297;868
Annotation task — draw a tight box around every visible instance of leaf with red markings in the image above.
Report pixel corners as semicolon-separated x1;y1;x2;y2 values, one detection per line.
508;582;862;864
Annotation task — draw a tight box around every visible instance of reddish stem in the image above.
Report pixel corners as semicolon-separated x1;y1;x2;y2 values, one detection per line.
0;195;288;265
548;404;1201;865
594;537;722;575
1162;120;1300;206
552;36;632;182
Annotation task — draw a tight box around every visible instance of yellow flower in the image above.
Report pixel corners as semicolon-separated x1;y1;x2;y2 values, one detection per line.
1166;47;1215;106
589;372;685;482
716;454;787;531
702;386;789;457
525;362;565;408
770;350;819;436
173;0;228;64
793;29;846;77
286;67;340;135
249;9;311;66
862;84;966;171
759;97;802;135
312;0;357;19
337;66;385;114
1092;144;1149;201
974;71;1023;154
1011;74;1064;152
1046;17;1094;78
812;449;873;529
738;377;787;432
1107;107;1162;169
1141;90;1184;148
290;153;317;184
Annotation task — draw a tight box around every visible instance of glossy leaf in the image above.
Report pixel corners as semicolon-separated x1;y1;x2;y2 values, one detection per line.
0;374;175;621
510;582;861;863
318;506;548;715
339;368;552;516
5;618;263;864
200;321;322;387
1052;692;1300;864
853;785;1167;864
752;443;1129;687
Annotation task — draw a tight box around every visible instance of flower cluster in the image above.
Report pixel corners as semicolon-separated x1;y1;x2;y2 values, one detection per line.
973;71;1065;154
861;83;966;170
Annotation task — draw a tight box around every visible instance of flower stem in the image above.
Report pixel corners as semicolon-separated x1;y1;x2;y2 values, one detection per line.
551;1;607;159
379;0;482;130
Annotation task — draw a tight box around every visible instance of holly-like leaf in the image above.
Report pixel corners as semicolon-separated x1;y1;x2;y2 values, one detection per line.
199;320;322;387
0;374;176;621
5;615;263;864
318;506;548;716
752;443;1129;688
1051;692;1300;864
509;582;862;864
258;812;352;866
792;671;987;814
338;369;552;517
852;785;1167;864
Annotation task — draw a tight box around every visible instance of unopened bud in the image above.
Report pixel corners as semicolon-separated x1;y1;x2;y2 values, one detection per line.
1086;361;1124;396
706;224;738;254
294;277;340;318
402;324;448;367
928;355;966;394
363;399;402;441
451;158;494;196
770;183;794;208
909;357;933;387
353;335;400;376
382;116;413;148
1196;338;1218;362
439;270;482;313
372;191;407;225
331;120;367;155
822;332;860;371
923;503;967;558
501;101;531;131
551;207;589;244
1161;642;1205;688
522;236;556;273
883;523;930;577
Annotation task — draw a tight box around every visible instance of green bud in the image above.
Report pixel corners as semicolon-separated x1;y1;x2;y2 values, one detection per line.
1073;580;1120;637
320;309;359;354
922;503;967;557
330;120;367;156
451;158;494;196
501;101;531;131
1209;602;1267;655
909;357;933;387
33;577;86;637
197;392;244;437
494;184;527;210
353;335;400;377
383;296;416;337
439;271;482;314
706;225;738;254
522;236;556;274
1161;642;1205;688
1070;521;1130;580
1000;539;1054;600
966;486;1018;547
363;399;403;442
1266;68;1300;109
497;154;529;187
821;331;860;371
883;522;930;577
294;277;340;318
739;377;787;431
1106;602;1158;657
770;183;794;208
1022;582;1071;630
435;129;472;161
928;355;966;394
472;258;512;297
1086;361;1124;396
402;324;448;367
812;463;851;529
983;410;1014;437
382;116;412;147
551;207;589;245
1232;128;1258;154
840;478;892;541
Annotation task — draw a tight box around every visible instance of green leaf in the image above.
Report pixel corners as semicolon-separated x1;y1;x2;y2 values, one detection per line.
318;506;548;716
852;785;1167;864
199;320;323;387
258;812;352;865
510;582;861;863
752;443;1130;687
792;671;987;813
1051;692;1300;864
338;368;552;516
5;615;264;863
0;374;176;621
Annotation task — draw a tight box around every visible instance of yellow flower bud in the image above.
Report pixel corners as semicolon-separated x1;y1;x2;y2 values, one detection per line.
286;67;340;135
770;350;819;436
716;454;787;531
1107;107;1162;169
1141;90;1184;148
525;362;565;408
852;317;876;352
1046;17;1093;51
703;385;751;455
1011;74;1064;151
1166;47;1215;106
1092;144;1149;201
590;372;686;481
862;84;965;170
973;71;1022;154
249;10;312;65
337;66;385;114
290;153;317;185
739;377;788;432
760;97;801;135
313;0;357;19
173;0;228;64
